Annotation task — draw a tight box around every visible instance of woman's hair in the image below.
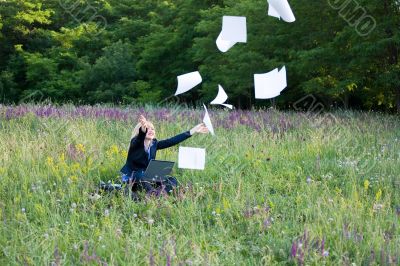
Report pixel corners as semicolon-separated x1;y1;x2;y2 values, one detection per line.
131;121;154;139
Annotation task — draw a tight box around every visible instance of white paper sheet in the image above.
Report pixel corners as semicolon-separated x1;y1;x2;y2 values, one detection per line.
178;147;206;170
210;85;233;109
216;16;247;53
203;104;215;136
174;71;202;96
254;66;287;99
267;0;296;23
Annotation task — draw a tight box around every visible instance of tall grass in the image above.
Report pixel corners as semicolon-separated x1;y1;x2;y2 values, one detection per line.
0;104;399;265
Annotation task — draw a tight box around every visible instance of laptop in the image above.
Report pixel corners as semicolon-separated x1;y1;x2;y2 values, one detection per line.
142;159;175;182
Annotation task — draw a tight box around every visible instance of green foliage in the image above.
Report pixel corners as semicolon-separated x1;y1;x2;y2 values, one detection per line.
0;0;399;112
84;40;136;103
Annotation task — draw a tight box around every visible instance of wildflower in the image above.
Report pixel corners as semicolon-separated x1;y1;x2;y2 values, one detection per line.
133;213;138;218
107;145;119;156
73;244;79;250
104;209;110;216
375;189;382;201
373;203;383;211
88;193;101;201
120;150;128;158
43;233;49;239
76;143;85;154
59;153;65;162
306;176;312;184
323;250;329;257
290;241;297;257
71;163;80;171
263;218;272;229
46;157;54;165
364;180;370;190
115;228;123;237
70;175;78;182
243;209;253;218
147;218;154;225
21;208;26;213
71;203;77;208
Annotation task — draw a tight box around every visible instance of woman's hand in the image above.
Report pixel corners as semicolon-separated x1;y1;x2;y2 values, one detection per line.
138;115;148;131
190;123;209;135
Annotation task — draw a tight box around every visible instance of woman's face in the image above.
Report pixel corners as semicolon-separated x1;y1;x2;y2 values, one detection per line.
146;124;156;140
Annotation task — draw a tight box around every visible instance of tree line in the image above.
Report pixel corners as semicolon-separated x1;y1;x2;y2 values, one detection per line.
0;0;399;112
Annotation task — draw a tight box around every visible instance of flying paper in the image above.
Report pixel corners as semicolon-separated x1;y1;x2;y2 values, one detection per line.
178;147;206;170
267;0;296;23
254;66;287;99
203;104;215;136
210;85;233;109
174;71;202;96
216;16;247;53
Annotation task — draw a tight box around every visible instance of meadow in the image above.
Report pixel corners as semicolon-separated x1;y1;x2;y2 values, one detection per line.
0;104;399;265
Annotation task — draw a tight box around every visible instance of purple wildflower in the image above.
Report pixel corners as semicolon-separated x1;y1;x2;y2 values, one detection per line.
149;249;155;266
291;241;297;258
263;218;272;230
166;254;171;266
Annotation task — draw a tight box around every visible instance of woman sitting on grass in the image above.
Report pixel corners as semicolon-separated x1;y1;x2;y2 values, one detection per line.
120;115;208;196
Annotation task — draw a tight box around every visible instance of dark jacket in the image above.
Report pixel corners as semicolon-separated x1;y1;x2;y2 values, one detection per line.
120;127;192;176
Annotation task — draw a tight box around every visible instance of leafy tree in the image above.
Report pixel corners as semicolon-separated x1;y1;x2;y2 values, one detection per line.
0;0;398;112
83;40;136;103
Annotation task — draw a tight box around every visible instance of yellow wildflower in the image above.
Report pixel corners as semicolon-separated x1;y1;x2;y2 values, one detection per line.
71;163;80;172
70;175;78;182
106;145;119;158
59;153;65;162
34;204;45;216
120;150;128;158
46;157;54;166
222;197;231;210
16;212;26;222
110;145;119;154
76;144;85;153
375;189;382;202
364;180;370;191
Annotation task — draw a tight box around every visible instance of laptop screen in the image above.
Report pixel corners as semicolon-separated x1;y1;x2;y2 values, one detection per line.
143;160;175;181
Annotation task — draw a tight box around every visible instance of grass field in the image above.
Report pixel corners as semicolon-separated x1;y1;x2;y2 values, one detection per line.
0;104;399;265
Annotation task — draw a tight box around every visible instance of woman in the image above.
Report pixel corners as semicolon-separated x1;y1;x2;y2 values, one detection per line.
120;115;208;195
